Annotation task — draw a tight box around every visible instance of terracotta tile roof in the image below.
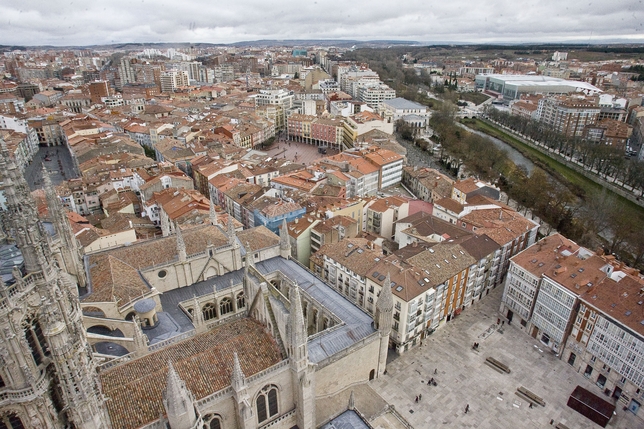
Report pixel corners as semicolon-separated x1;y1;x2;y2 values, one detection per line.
237;226;279;251
85;254;150;304
462;208;537;246
453;177;480;194
367;196;408;213
285;216;319;238
581;274;644;337
100;318;282;429
367;258;428;302
433;197;465;214
313;238;382;277
407;243;476;287
363;147;404;166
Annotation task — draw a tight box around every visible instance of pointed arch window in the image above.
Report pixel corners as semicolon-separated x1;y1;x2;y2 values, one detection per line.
0;413;24;429
236;292;245;309
202;414;222;429
202;303;217;321
23;316;49;366
256;384;279;423
220;297;233;316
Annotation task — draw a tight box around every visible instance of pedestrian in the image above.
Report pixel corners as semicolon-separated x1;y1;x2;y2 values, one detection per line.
434;368;438;375
529;403;533;409
419;394;422;401
415;395;419;403
497;318;500;324
465;404;469;414
502;321;505;326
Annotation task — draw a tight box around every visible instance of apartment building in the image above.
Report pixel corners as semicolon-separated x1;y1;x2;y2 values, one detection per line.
284;215;321;265
500;234;644;417
364;196;409;239
402;166;454;202
362;147;404;189
160;70;190;93
566;274;644;413
309;215;359;254
536;95;601;138
357;82;396;108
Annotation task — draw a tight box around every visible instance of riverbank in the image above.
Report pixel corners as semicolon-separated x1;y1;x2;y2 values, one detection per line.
465;118;644;215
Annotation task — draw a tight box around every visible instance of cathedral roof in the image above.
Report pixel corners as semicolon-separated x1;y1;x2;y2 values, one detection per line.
99;317;282;429
83;224;231;304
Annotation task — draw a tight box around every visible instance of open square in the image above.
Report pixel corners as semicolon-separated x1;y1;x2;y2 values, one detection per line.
370;286;642;428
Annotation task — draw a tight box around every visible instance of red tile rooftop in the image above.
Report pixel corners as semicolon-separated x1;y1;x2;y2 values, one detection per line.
100;318;282;429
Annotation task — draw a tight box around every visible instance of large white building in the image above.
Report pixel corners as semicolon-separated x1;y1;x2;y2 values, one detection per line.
160;70;190;93
475;74;601;101
379;97;431;135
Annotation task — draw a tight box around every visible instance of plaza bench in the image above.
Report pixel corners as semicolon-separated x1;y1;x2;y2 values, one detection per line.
485;356;511;373
516;386;546;407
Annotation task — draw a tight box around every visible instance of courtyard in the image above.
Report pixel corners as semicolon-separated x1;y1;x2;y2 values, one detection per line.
369;285;642;429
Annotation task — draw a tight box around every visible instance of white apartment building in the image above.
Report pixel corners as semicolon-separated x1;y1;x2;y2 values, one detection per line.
160;70;190;93
357;82;396;108
563;273;644;415
530;276;579;353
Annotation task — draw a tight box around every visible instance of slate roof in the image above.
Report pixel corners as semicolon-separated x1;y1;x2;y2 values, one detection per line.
255;258;377;364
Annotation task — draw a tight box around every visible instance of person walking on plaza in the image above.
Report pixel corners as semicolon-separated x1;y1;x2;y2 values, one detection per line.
465;404;469;414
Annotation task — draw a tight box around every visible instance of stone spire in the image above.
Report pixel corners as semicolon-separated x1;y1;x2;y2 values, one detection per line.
163;361;197;429
132;316;149;355
231;352;252;428
231;352;246;392
209;196;218;226
175;222;186;262
279;218;291;258
245;242;255;269
289;281;316;429
42;165;87;287
289;281;307;369
375;272;393;377
376;272;394;325
0;141;111;428
227;216;239;247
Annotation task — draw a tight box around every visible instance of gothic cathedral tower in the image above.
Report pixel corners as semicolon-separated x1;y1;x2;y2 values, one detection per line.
0;144;110;428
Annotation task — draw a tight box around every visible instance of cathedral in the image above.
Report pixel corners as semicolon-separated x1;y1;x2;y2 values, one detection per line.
0;142;393;429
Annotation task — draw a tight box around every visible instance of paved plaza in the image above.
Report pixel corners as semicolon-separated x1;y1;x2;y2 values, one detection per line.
370;286;643;429
24;145;78;190
264;137;338;166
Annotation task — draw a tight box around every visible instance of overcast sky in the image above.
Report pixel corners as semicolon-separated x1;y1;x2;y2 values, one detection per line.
1;0;643;46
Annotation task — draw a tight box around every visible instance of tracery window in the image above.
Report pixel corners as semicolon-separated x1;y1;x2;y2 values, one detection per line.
220;297;233;315
256;384;279;423
202;414;222;429
202;303;217;321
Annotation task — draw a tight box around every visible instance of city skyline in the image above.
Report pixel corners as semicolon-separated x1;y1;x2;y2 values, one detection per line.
1;0;643;47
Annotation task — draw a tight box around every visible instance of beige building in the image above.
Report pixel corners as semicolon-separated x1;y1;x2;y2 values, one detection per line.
364;196;409;240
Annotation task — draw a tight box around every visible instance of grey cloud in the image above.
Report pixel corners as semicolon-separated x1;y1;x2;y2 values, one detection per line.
0;0;642;46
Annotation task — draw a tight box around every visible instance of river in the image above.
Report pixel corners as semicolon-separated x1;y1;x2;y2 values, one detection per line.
457;123;535;174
